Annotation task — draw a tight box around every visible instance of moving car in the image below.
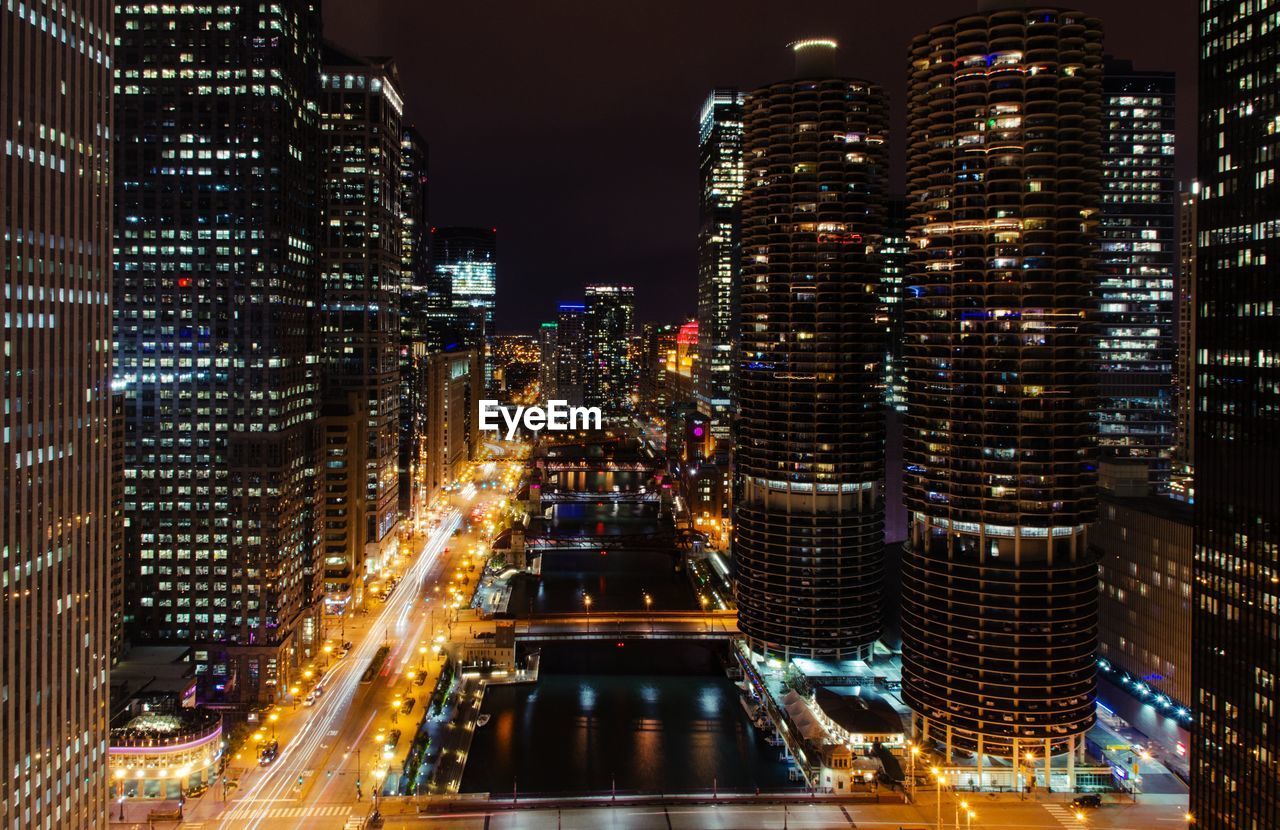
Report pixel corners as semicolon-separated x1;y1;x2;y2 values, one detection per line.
258;740;280;766
1071;794;1103;809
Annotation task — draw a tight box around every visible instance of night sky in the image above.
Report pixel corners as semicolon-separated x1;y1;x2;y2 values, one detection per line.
323;0;1197;333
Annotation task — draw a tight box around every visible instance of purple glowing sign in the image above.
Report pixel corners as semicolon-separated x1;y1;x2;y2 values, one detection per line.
693;426;704;437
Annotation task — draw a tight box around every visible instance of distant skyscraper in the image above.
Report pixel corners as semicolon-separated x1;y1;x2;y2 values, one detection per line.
537;321;558;401
1192;2;1280;826
584;283;636;412
320;48;404;592
1171;181;1197;502
1;0;113;824
1097;58;1176;488
880;196;910;411
902;8;1104;767
114;1;324;701
553;302;588;407
695;89;745;437
431;226;497;362
735;39;887;661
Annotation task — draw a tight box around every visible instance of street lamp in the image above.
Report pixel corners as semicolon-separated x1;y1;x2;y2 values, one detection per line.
644;592;653;633
907;742;920;802
957;798;968;828
114;769;127;820
1022;751;1036;800
373;766;387;811
931;767;941;830
268;712;279;739
966;808;975;829
584;594;592;633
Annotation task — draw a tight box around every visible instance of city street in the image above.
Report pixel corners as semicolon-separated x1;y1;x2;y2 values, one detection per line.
160;460;522;830
383;795;1194;829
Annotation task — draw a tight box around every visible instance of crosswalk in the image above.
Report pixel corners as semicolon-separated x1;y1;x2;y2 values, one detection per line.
1043;803;1083;826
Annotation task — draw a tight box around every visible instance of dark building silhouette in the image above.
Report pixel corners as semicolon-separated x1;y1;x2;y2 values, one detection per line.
734;39;888;661
1192;2;1280;826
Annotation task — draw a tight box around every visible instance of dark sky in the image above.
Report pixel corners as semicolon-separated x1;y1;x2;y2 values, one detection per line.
323;0;1197;334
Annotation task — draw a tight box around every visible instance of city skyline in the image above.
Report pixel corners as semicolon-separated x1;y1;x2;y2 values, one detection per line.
322;0;1195;332
2;2;1266;828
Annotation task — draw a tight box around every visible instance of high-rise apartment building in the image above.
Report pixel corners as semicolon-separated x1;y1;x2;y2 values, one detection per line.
553;302;587;407
735;39;887;661
695;89;745;436
584;283;635;413
320;48;404;588
1192;2;1280;825
1171;181;1197;502
537;321;558;402
114;1;324;702
1;1;113;824
1097;58;1176;488
902;8;1104;766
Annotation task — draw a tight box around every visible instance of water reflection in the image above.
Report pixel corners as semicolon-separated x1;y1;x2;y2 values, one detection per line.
460;643;793;795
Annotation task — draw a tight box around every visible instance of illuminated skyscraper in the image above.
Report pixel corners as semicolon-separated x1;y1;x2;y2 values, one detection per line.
1;0;113;824
1097;58;1176;488
114;0;324;701
902;7;1103;765
1192;2;1280;825
880;196;910;411
431;225;497;355
584;283;636;412
735;39;888;661
696;89;745;436
319;48;405;598
537;321;558;402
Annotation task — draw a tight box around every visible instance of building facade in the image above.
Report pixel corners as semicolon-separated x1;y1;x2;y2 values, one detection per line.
584;283;635;413
114;1;324;702
734;39;887;661
1097;58;1177;488
695;89;745;437
902;7;1104;762
320;48;404;587
1171;181;1197;502
553;302;587;407
1;0;114;824
399;125;430;516
880;196;910;411
423;350;482;500
1094;463;1193;711
1192;1;1280;825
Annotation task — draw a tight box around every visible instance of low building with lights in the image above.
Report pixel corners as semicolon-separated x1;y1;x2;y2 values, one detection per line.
781;686;902;793
109;694;223;801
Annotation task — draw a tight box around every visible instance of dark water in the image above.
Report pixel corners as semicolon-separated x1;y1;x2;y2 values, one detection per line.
553;469;645;493
459;642;794;795
510;549;697;615
547;500;661;536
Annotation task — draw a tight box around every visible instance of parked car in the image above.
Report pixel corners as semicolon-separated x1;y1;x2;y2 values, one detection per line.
1071;794;1103;809
384;729;401;751
400;697;415;715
